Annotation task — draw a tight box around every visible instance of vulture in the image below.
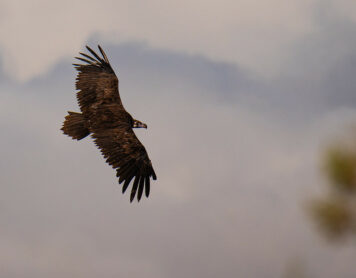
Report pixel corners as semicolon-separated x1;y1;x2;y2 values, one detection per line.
61;45;156;202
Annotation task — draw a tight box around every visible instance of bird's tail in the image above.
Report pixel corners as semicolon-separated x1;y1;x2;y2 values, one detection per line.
61;111;90;140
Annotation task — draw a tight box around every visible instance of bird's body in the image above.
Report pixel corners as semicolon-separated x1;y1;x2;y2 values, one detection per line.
61;45;156;202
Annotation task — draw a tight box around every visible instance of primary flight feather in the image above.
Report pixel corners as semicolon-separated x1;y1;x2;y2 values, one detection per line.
61;45;157;202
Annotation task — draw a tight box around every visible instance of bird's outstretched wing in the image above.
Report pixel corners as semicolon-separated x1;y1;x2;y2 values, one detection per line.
73;45;123;116
72;45;156;202
92;126;157;202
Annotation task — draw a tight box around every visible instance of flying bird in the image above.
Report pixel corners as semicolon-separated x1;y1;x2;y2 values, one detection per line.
61;45;156;202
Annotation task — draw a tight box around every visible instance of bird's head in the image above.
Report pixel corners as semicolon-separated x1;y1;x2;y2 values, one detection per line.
132;119;147;129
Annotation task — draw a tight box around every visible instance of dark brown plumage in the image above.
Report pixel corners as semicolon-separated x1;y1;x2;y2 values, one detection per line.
61;45;156;202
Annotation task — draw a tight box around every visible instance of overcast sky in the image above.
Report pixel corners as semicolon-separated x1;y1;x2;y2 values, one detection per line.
1;1;356;278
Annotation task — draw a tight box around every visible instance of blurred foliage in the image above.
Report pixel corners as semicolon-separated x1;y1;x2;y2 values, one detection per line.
311;198;353;239
310;141;356;240
324;148;356;192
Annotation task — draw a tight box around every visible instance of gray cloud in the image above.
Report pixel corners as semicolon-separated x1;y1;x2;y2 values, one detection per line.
0;0;346;81
3;3;356;278
1;37;356;278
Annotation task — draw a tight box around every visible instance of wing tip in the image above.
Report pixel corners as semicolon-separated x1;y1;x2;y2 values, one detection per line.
74;45;113;72
118;173;154;202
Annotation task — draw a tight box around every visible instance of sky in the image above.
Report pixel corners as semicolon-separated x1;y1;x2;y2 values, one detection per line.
1;1;356;278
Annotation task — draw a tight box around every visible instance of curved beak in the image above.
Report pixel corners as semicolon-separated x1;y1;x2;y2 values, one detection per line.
133;120;147;129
